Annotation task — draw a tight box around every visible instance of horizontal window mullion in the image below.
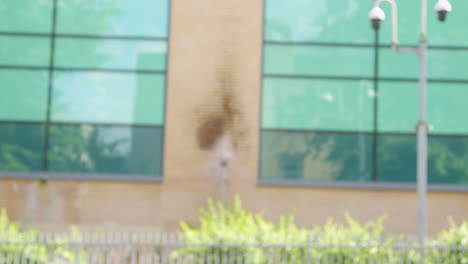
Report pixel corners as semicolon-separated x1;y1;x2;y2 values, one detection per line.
265;41;375;48
53;67;166;75
258;179;468;192
0;65;48;71
0;120;163;129
48;121;163;129
0;171;163;182
262;128;374;136
0;31;167;41
264;42;468;51
263;74;373;81
261;128;410;137
263;74;468;84
262;129;468;138
0;65;166;74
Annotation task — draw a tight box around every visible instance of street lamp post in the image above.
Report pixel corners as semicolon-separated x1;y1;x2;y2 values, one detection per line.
367;0;452;245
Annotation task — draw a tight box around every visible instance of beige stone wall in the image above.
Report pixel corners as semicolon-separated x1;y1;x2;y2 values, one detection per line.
1;0;468;235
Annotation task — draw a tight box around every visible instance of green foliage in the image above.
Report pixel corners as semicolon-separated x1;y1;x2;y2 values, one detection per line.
173;196;397;263
0;209;87;264
174;196;468;264
430;217;468;263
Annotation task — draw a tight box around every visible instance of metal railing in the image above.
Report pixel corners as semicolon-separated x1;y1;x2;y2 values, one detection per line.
0;232;467;264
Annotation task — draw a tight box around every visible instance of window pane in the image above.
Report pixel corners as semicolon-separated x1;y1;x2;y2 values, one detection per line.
51;72;165;125
0;36;50;66
379;1;421;46
264;0;373;43
380;0;468;46
427;2;468;46
428;49;468;80
429;136;468;185
261;131;373;182
380;48;468;80
379;135;468;185
263;78;374;131
0;123;44;172
379;82;468;134
264;45;373;77
0;0;52;33
56;0;169;37
384;1;468;46
55;38;167;70
378;82;418;133
377;135;416;183
428;83;468;134
0;70;49;122
47;125;162;175
379;48;419;79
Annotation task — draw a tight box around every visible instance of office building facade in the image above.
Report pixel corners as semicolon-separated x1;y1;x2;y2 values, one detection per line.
1;0;467;233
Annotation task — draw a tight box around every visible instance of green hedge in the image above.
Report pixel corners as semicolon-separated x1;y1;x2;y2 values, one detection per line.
1;197;467;264
430;218;468;262
172;196;468;264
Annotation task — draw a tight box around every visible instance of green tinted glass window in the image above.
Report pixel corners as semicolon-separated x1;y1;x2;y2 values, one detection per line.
379;82;468;134
378;135;468;185
261;131;373;182
54;38;167;70
0;123;44;172
0;36;50;66
427;1;468;46
379;1;420;46
379;48;419;79
263;78;374;131
51;72;165;125
379;1;468;46
0;70;49;122
56;0;169;37
48;125;162;175
377;135;416;183
428;83;468;134
0;0;168;179
428;136;468;185
264;0;373;43
378;82;418;133
428;49;468;80
0;0;52;33
264;45;373;77
380;48;468;80
265;0;465;47
261;0;468;187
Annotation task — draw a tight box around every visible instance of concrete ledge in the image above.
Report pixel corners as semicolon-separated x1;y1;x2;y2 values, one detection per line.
0;171;163;183
257;179;468;192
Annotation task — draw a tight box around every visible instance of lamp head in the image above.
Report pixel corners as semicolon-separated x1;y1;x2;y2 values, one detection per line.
434;0;452;22
368;6;386;30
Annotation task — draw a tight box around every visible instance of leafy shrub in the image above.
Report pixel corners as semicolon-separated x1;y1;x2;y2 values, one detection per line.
173;196;468;263
0;209;87;264
172;196;413;263
430;218;468;263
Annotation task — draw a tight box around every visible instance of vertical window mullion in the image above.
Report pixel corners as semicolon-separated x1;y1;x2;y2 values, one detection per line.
372;29;380;182
42;0;59;172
